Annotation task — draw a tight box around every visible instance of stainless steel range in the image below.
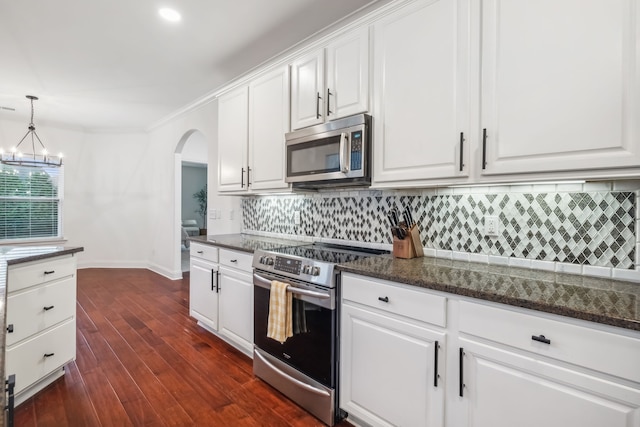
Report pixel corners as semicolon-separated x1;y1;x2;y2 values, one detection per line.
252;243;388;426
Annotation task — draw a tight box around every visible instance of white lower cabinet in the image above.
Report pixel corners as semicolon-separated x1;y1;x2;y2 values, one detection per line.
189;257;219;331
458;339;640;427
5;253;78;405
340;273;640;427
188;244;253;357
340;273;446;427
218;265;253;356
341;304;445;427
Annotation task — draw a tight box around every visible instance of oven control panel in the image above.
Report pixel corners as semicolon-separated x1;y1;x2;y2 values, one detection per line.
274;256;302;275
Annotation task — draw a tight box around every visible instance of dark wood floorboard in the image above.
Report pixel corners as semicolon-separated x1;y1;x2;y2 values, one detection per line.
14;268;352;427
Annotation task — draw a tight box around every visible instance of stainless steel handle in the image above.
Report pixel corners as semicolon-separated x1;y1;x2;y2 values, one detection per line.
241;167;245;187
253;273;331;300
338;132;349;173
326;88;332;117
254;349;330;397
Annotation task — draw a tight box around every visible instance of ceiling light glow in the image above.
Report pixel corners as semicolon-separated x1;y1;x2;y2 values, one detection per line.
159;8;181;22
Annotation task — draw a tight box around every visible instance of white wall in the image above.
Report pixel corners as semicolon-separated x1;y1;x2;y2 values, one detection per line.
0;118;152;269
0;102;244;279
147;99;242;279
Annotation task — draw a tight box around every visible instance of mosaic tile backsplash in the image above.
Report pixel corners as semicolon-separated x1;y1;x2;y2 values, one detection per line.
242;189;637;269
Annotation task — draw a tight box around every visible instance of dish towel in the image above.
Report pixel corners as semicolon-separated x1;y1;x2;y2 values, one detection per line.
267;280;293;343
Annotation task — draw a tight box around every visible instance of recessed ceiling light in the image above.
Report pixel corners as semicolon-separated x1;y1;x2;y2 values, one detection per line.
159;8;181;22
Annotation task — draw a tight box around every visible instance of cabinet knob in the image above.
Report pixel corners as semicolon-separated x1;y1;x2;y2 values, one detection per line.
6;324;13;333
378;296;389;303
197;251;204;254
230;259;238;263
43;353;55;358
43;305;55;311
44;270;55;275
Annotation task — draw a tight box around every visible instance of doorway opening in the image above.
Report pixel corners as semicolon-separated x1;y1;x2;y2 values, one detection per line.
174;130;208;275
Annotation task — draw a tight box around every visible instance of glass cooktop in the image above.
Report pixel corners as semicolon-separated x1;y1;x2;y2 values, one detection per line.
269;243;389;265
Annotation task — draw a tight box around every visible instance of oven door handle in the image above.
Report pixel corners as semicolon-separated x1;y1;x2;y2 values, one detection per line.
253;273;331;300
254;349;331;398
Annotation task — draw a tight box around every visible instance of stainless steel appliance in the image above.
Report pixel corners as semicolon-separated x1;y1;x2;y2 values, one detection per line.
285;114;371;189
252;243;387;426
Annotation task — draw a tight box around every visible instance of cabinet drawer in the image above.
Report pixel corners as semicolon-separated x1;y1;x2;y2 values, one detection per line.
6;319;76;394
190;243;218;263
8;255;76;293
342;273;447;327
459;301;640;383
219;249;253;273
6;276;76;346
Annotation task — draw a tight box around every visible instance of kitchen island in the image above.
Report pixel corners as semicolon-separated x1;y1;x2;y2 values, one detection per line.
0;245;83;424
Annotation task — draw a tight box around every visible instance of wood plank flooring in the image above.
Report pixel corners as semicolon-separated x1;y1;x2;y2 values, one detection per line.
14;268;353;427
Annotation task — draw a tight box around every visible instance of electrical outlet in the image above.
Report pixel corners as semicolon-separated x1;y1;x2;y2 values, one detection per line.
293;210;301;225
485;215;499;237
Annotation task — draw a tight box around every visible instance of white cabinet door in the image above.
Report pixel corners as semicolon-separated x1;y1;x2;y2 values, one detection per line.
291;50;325;130
340;303;445;427
372;0;470;187
326;27;369;120
480;0;640;176
218;85;249;192
248;65;290;191
459;338;640;427
189;257;219;331
218;266;253;356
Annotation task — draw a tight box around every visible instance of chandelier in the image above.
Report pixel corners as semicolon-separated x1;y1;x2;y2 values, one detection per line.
0;95;63;167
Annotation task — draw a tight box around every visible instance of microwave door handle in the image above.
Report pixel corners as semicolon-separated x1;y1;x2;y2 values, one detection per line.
339;132;349;174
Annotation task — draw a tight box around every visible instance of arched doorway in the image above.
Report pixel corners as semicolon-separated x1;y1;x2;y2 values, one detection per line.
174;129;208;276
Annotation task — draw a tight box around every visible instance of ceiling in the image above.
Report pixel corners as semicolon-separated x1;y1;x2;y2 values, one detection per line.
0;0;375;131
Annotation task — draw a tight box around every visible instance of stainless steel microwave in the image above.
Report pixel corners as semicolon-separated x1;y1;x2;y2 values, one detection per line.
285;114;371;189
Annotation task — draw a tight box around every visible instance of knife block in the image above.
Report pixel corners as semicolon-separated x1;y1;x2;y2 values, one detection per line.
392;224;424;259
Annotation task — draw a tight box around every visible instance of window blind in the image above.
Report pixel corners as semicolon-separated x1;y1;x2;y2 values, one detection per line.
0;163;63;241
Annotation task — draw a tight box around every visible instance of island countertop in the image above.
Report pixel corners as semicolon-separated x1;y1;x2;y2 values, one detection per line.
337;255;640;332
0;245;84;424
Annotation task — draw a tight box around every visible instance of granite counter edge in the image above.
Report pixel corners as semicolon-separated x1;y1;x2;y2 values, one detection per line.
337;264;640;332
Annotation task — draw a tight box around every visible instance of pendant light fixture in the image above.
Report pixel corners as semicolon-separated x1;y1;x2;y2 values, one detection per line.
0;95;63;167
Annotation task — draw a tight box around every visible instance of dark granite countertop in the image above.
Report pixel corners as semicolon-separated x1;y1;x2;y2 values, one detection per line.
0;245;83;423
189;234;308;253
337;255;640;332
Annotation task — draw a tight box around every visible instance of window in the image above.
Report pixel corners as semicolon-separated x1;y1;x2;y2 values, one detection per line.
0;163;63;241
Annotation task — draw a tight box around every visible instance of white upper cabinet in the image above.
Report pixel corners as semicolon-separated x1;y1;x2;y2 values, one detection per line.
291;50;325;130
218;86;249;192
326;26;370;120
291;27;369;130
372;0;470;187
248;66;290;191
218;65;290;193
480;0;640;177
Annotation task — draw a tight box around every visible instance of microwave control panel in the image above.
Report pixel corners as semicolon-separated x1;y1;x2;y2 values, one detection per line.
350;130;363;171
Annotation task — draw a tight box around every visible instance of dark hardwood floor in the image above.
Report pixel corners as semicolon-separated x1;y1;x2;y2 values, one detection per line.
15;268;352;427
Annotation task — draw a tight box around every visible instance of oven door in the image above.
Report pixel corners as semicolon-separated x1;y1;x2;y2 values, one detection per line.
253;271;336;389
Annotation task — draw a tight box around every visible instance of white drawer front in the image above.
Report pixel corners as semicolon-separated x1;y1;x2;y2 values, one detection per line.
459;301;640;383
8;255;76;292
190;243;218;263
342;273;447;327
6;276;77;347
6;319;76;394
219;249;253;273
